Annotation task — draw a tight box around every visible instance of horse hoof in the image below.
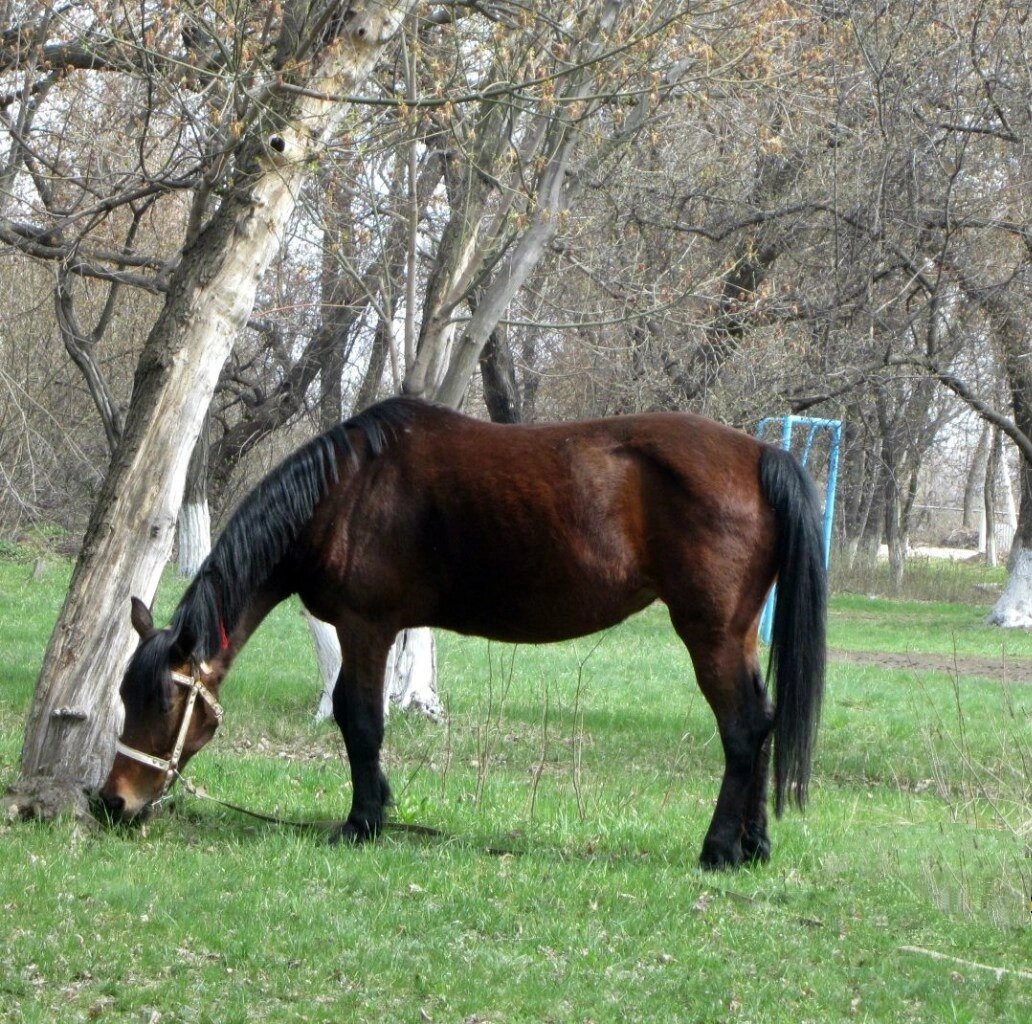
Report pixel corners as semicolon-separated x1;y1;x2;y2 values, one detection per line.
741;831;771;864
330;818;379;845
699;838;744;871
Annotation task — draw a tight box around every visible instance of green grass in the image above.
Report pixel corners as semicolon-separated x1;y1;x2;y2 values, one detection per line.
829;593;1032;661
1;555;1030;1023
831;554;1011;605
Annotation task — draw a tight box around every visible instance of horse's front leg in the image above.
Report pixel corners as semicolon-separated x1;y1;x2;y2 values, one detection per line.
330;624;394;843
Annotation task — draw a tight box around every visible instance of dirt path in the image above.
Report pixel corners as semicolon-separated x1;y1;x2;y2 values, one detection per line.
829;647;1032;684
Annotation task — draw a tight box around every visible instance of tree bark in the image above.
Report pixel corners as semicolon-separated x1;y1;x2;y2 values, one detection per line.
306;611;441;723
353;319;391;412
873;393;904;592
6;0;417;817
963;423;991;529
54;272;125;457
987;548;1032;627
207;148;443;495
984;427;1001;567
177;416;212;577
951;270;1032;625
304;609;343;721
479;323;523;423
989;373;1032;625
384;627;442;719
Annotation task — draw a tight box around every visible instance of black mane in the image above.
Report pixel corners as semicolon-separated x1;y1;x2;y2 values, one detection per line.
121;397;425;712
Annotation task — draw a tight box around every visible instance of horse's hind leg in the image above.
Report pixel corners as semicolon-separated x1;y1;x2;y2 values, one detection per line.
330;621;394;843
700;647;774;869
672;620;774;869
739;663;774;865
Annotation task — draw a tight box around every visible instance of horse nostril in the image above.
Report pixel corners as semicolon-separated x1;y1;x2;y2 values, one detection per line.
101;792;125;817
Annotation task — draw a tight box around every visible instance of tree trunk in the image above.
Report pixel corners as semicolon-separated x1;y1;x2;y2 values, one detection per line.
885;485;905;594
989;397;1032;626
353;320;391;412
987;548;1032;627
837;418;874;569
479;323;523;423
383;628;442;719
946;263;1032;625
177;416;211;577
856;476;884;566
6;1;417;819
306;611;441;723
963;422;990;529
984;427;1001;567
304;610;343;722
54;272;124;457
433;152;572;407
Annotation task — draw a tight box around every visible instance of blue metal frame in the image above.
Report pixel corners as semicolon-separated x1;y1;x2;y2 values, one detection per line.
756;415;842;644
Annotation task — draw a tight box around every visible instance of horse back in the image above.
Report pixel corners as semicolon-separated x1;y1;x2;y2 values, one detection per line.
299;403;773;642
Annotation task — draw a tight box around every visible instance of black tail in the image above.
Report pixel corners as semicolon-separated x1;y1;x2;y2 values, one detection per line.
759;445;827;817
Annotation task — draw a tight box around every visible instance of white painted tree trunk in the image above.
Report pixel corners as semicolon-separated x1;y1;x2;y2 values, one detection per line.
178;415;211;576
304;611;343;721
1003;459;1018;529
177;499;212;577
304;610;441;722
383;627;442;719
987;546;1032;628
6;2;417;817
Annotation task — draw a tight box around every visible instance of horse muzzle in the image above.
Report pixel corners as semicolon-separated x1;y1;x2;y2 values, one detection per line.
94;781;155;824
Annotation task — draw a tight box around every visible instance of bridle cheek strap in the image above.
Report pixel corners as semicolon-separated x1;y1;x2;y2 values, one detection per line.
115;668;224;800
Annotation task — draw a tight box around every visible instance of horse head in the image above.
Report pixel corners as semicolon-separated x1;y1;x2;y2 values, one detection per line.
98;597;224;822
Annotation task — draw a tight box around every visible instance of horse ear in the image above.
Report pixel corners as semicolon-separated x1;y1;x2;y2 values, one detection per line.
130;597;155;638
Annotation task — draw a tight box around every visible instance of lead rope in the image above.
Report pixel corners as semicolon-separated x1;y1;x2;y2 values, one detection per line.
171;770;444;838
121;669;511;849
171;770;526;855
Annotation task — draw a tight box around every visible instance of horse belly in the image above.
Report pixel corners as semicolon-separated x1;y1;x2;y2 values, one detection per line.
428;537;656;643
433;597;657;644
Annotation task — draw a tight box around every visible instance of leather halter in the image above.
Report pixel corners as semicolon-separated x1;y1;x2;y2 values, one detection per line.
115;663;224;801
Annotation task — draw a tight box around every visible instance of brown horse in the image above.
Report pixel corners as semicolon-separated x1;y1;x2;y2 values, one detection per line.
100;397;826;869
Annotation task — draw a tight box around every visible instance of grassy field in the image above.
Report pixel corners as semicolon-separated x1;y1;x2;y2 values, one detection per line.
1;554;1030;1023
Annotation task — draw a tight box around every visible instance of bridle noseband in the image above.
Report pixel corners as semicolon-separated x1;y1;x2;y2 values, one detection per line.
115;663;224;801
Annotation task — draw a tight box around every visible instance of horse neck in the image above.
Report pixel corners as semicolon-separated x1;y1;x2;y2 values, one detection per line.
196;583;286;680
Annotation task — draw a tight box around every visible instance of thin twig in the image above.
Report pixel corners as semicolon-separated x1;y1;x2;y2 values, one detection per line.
898;946;1032;981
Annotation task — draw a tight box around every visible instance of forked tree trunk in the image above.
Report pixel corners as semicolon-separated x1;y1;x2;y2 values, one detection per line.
5;1;416;820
